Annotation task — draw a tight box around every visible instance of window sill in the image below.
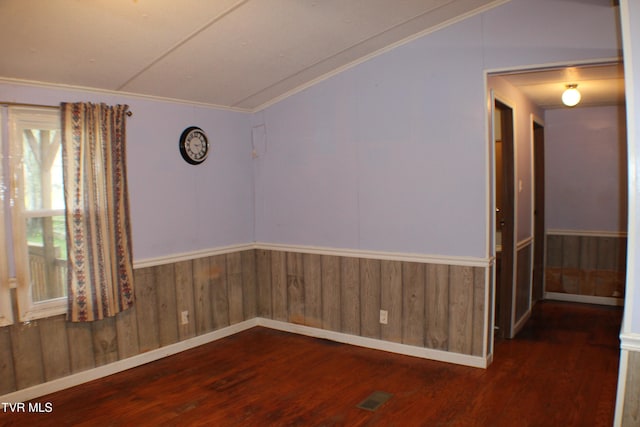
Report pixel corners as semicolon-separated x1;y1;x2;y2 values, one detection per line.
18;297;67;322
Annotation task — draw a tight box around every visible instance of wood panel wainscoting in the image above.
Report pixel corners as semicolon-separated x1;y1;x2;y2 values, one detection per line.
545;231;626;306
621;348;640;424
0;249;259;398
0;246;492;403
253;249;490;364
0;301;622;426
514;241;533;334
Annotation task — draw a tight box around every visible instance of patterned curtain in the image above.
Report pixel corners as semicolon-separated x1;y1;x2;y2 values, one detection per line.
61;102;134;322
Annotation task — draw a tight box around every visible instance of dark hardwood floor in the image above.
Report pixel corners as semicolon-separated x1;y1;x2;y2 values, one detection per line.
0;301;622;426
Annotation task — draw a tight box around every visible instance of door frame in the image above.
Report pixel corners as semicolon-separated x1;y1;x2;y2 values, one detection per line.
532;118;545;303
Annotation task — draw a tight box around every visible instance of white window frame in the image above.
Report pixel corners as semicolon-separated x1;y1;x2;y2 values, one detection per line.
9;107;66;321
0;107;14;326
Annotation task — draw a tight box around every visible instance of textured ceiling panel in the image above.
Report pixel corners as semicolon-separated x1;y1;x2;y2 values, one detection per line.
118;0;468;108
5;0;601;111
0;0;243;90
498;63;625;109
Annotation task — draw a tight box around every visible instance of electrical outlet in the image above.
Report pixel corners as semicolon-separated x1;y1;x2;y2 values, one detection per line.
181;310;189;325
379;309;388;325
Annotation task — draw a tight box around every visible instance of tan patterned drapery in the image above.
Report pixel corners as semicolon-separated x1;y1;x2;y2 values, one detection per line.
61;102;134;322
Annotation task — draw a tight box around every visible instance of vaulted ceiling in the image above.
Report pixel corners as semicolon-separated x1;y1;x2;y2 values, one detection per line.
496;62;625;109
0;0;624;112
0;0;507;111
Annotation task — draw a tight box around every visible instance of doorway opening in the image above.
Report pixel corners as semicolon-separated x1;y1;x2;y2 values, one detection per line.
488;62;627;346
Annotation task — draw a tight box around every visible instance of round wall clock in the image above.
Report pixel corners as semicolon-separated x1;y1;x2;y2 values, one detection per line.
179;126;209;165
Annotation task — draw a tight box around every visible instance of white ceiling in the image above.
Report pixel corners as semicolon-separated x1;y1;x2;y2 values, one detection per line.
0;0;506;111
496;63;625;109
0;0;623;112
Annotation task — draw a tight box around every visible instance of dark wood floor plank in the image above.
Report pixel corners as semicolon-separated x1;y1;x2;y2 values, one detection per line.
0;301;621;427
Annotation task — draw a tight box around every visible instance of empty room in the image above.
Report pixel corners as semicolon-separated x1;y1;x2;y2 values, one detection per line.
1;0;639;425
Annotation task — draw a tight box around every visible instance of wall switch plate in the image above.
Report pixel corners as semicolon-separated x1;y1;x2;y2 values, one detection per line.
181;310;189;325
379;310;388;325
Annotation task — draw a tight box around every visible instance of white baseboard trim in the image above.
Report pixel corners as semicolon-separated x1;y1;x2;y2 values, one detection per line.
0;319;259;403
546;229;628;238
544;292;624;307
620;332;640;352
1;316;490;403
256;318;489;369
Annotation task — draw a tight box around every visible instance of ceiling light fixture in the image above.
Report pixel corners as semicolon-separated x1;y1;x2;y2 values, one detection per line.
562;84;581;107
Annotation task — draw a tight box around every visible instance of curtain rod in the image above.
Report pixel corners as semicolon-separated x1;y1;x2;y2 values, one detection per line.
0;101;133;116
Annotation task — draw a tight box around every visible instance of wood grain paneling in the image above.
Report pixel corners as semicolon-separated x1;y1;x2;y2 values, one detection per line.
286;252;305;324
175;260;196;340
255;249;273;318
426;264;449;350
115;305;139;360
562;236;581;269
380;260;402;343
251;250;486;358
321;255;341;331
402;262;425;347
227;252;244;325
516;245;532;322
66;321;95;373
623;350;640;425
10;322;44;389
192;256;213;334
448;266;474;354
341;257;360;335
155;264;179;347
210;254;230;329
133;267;160;353
580;236;599;271
0;250;258;395
241;250;257;320
546;235;563;268
0;249;484;397
271;251;288;322
472;267;485;357
360;258;381;340
92;317;118;367
303;253;322;328
545;234;627;298
39;315;71;381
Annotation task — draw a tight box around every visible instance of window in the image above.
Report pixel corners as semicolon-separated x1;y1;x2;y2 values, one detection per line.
0;108;13;326
6;107;67;321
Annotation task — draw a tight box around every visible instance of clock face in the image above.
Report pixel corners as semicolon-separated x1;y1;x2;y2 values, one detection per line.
179;127;209;165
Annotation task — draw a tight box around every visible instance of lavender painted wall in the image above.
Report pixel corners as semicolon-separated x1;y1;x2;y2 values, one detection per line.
545;106;628;233
254;19;487;256
481;0;621;68
0;82;254;262
255;0;621;258
0;0;622;262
